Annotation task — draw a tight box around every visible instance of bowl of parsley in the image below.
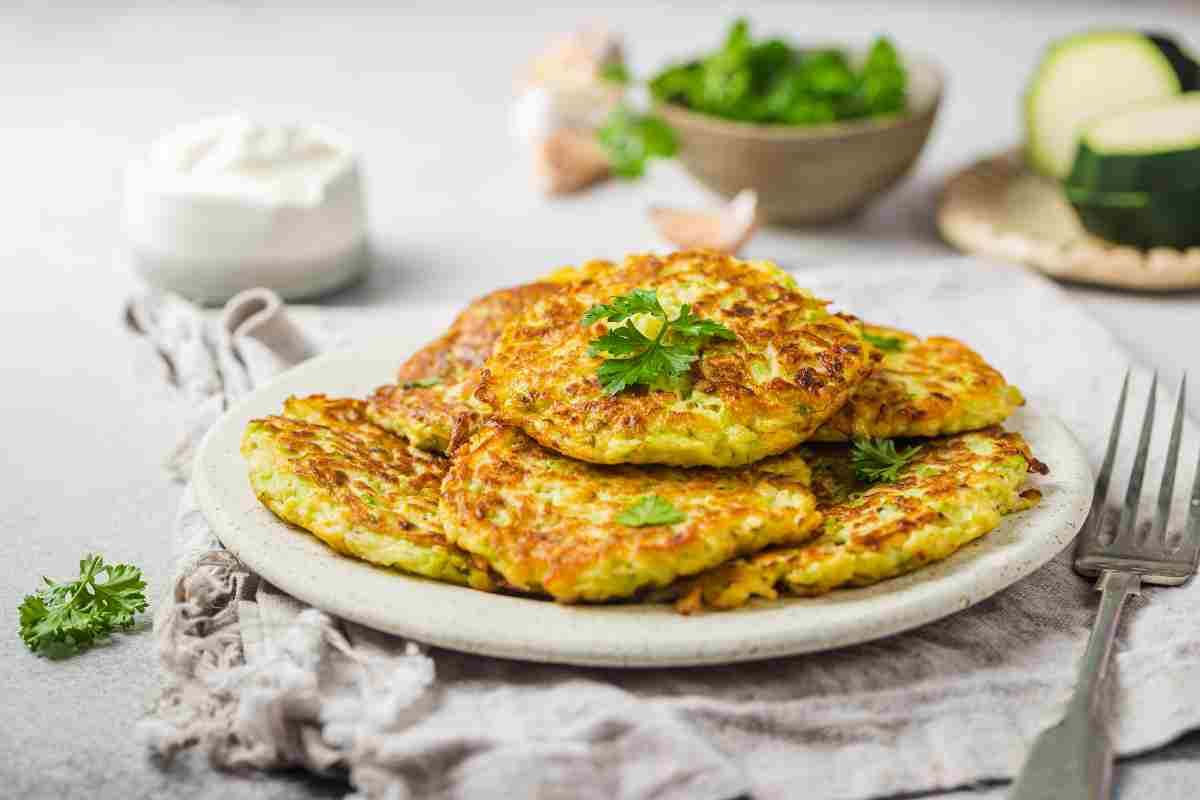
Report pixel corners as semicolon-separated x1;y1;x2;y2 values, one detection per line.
648;20;943;224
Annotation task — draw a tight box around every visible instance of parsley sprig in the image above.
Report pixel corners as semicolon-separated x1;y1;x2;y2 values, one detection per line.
616;495;687;527
851;438;923;484
582;288;736;396
19;554;148;658
596;105;678;178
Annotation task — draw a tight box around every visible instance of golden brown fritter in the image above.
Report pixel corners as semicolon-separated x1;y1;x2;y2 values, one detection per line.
242;395;495;589
438;423;822;602
479;250;879;467
367;263;615;453
810;325;1025;441
674;428;1048;612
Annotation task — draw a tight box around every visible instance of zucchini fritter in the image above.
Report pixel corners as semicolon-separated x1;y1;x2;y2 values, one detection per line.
439;423;823;602
480;250;878;467
810;325;1025;441
367;263;614;453
242;395;495;589
674;428;1048;612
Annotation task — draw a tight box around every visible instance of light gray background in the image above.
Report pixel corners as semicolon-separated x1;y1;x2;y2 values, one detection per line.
2;2;1197;798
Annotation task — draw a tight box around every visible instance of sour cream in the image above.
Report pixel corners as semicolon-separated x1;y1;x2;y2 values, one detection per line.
124;116;367;303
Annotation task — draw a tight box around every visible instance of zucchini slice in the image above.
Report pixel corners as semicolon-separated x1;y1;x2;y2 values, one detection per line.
1068;93;1200;191
1147;33;1200;92
1065;184;1200;249
1025;31;1198;178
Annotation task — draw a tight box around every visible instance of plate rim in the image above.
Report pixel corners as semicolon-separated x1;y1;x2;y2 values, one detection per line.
195;336;1094;667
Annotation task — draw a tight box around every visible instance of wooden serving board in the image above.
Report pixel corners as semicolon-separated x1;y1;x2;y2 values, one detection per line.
938;149;1200;291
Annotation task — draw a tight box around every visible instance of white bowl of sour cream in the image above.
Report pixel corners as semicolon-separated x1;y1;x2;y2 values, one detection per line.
124;116;368;304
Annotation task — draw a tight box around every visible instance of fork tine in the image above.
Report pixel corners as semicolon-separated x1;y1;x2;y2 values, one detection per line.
1150;374;1187;547
1114;373;1157;543
1085;370;1130;543
1186;421;1200;551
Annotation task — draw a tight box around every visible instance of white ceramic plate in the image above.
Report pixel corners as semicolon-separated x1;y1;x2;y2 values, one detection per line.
195;336;1093;667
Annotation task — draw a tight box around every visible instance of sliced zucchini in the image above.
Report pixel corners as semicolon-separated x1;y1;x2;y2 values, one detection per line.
1065;184;1200;249
1068;93;1200;191
1147;33;1200;91
1026;31;1198;178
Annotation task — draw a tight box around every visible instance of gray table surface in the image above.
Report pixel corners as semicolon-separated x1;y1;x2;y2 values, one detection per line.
3;2;1198;798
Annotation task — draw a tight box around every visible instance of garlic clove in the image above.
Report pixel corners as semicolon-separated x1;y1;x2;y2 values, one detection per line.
515;28;625;136
650;190;759;254
510;83;622;145
515;28;626;195
525;28;624;91
534;128;612;195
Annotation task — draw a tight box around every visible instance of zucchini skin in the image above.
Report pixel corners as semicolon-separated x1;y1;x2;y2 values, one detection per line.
1068;141;1200;192
1147;32;1200;91
1066;185;1200;249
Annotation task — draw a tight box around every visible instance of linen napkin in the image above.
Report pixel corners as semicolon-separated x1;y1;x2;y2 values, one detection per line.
129;259;1200;800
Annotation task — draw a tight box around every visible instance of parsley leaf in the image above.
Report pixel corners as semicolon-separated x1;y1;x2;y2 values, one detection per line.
616;495;687;527
582;289;736;396
598;62;631;85
850;438;923;484
588;321;655;357
856;37;907;116
596;105;678;179
595;342;697;396
19;554;148;658
582;288;665;326
863;332;906;353
402;377;442;389
671;305;739;342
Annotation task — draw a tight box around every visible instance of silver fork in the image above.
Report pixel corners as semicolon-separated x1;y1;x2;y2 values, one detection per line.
1011;372;1200;800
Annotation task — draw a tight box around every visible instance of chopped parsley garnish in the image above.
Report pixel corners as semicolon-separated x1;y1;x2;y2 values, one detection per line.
616;495;687;527
19;554;148;658
649;19;907;124
596;105;678;178
851;438;923;484
582;288;736;396
863;332;906;353
402;377;442;389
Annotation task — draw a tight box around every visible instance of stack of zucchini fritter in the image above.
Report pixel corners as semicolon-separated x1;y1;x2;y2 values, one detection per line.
242;251;1046;611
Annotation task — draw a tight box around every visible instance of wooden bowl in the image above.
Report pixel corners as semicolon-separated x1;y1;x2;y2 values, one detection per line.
654;51;944;225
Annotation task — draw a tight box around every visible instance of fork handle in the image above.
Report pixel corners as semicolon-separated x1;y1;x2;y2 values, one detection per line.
1010;570;1141;800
